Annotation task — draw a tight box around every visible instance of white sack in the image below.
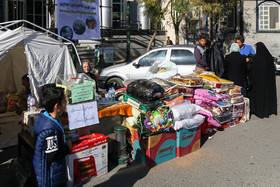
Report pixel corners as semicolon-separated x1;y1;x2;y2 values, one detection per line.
169;100;202;121
172;114;205;131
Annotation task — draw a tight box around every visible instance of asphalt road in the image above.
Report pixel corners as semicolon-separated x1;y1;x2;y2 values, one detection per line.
85;76;280;187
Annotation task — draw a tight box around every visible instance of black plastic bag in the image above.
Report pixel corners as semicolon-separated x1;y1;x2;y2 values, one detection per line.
126;79;164;101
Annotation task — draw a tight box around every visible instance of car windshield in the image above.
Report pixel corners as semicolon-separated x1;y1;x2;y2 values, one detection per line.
138;50;167;66
170;49;195;65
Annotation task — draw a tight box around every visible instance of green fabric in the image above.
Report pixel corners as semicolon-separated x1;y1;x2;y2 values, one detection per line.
230;43;240;53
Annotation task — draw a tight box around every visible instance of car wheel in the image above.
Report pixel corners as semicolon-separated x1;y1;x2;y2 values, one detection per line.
106;77;124;90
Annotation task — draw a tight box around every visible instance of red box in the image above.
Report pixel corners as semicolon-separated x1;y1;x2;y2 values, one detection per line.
74;156;97;184
176;126;201;157
66;133;108;187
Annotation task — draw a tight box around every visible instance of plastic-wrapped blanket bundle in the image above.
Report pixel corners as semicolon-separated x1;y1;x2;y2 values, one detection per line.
240;97;250;123
198;73;234;88
136;106;174;136
194;89;220;101
151;78;179;97
230;94;244;104
194;88;234;125
168;100;205;130
232;102;245;118
126;79;165;101
197;108;221;127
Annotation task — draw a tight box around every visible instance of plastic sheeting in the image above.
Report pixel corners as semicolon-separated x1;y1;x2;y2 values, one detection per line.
146;60;178;79
0;26;77;102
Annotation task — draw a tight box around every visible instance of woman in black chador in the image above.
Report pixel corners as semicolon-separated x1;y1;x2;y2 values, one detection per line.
224;43;247;96
207;40;225;78
250;42;277;118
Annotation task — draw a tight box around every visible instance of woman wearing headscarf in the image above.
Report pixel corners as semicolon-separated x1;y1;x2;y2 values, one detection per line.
224;43;247;96
79;60;99;92
207;40;225;78
250;42;277;118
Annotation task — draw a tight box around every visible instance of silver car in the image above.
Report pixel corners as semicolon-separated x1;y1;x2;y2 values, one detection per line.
98;45;196;89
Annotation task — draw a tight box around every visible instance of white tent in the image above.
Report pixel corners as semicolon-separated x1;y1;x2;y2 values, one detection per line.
0;26;77;102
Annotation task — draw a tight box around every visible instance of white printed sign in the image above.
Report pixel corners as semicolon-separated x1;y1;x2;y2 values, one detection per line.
67;101;99;130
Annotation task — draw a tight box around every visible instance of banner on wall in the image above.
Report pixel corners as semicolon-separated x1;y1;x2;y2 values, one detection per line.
58;0;101;40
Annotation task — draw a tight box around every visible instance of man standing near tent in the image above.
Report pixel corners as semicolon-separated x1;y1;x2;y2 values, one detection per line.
19;74;31;99
16;74;31;114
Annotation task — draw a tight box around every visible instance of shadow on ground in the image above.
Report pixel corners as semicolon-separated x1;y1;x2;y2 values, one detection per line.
0;145;18;187
95;159;150;187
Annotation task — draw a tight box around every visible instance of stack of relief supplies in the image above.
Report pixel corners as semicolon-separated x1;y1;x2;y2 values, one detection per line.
194;73;249;132
124;79;174;136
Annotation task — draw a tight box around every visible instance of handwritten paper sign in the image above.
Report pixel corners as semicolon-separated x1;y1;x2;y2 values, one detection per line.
71;82;94;104
67;101;99;130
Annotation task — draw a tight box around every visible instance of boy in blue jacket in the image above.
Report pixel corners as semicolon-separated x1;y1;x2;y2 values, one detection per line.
33;87;72;187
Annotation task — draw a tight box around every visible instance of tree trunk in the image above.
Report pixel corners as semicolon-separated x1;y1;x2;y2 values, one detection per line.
175;24;179;45
147;30;158;52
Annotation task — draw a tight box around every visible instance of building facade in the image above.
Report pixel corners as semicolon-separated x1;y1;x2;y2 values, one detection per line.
0;0;149;31
243;0;280;57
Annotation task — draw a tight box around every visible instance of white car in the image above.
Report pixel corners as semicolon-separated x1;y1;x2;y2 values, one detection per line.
274;57;280;75
98;45;196;89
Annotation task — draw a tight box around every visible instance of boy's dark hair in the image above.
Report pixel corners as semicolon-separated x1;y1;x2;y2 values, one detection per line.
41;87;65;113
236;35;245;43
198;34;207;40
21;74;29;82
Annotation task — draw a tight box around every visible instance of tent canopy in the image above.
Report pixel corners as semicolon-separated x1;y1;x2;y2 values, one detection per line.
0;26;77;102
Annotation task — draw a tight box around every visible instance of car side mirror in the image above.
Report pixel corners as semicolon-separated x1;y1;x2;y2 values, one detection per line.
133;62;140;68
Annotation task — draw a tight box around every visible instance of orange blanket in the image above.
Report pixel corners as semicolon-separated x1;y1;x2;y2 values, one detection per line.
98;102;132;118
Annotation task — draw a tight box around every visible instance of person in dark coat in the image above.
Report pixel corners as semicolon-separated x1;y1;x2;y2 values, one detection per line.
224;43;247;96
194;34;208;73
207;40;225;78
250;42;277;118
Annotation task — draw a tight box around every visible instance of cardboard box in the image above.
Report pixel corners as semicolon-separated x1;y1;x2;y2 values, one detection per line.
176;126;201;157
131;127;176;167
125;121;136;148
66;133;108;187
21;111;40;137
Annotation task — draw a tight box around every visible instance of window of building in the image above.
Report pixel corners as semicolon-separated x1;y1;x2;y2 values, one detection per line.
221;4;237;32
26;0;46;30
8;1;24;21
258;1;280;31
2;0;46;29
113;0;124;28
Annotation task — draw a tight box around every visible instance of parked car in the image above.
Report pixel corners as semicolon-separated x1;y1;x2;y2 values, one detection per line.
274;57;280;75
98;45;196;89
